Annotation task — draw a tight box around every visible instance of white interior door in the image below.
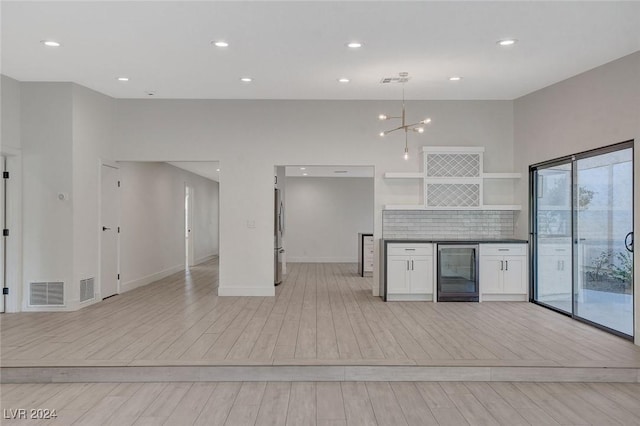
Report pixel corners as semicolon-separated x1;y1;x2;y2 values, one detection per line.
185;185;195;268
101;164;120;298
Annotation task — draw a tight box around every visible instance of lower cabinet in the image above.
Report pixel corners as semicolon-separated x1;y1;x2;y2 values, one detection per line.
386;243;434;301
479;244;528;301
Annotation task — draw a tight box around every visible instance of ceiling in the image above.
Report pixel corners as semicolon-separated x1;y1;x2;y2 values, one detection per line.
2;1;639;100
167;161;220;182
285;166;374;178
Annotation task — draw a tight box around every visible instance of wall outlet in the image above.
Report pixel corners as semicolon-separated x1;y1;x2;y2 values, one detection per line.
246;220;255;229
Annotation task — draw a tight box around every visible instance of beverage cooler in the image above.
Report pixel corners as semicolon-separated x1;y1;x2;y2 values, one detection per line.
437;244;479;302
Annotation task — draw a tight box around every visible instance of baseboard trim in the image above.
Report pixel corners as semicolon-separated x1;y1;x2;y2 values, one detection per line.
217;286;275;297
287;257;356;263
195;253;218;265
121;264;184;293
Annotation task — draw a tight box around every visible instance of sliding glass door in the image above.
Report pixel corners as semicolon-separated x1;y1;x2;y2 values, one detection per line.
574;148;634;335
532;141;634;338
534;162;573;313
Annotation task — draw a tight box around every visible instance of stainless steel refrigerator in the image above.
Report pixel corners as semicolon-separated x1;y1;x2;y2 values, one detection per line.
274;189;284;285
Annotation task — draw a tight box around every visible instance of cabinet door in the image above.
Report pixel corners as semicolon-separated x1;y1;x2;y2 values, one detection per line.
409;255;433;294
503;256;527;294
387;256;410;294
479;256;503;294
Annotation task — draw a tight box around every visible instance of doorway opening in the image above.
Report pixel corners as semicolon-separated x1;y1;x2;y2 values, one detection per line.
531;140;634;339
278;165;375;286
115;161;219;294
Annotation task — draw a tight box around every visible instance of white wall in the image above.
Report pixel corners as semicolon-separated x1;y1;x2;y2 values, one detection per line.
21;83;74;310
18;82;115;311
1;75;21;150
72;84;114;304
285;176;373;263
513;51;640;344
1;75;23;312
119;162;219;292
114;99;514;296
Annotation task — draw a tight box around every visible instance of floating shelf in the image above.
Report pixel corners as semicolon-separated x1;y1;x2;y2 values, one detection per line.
384;172;424;179
383;147;522;211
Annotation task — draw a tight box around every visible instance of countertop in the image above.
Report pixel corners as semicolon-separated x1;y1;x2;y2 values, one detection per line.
382;238;528;244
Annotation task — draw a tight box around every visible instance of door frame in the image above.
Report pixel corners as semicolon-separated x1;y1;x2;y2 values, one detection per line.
0;147;22;313
529;140;635;340
98;159;121;299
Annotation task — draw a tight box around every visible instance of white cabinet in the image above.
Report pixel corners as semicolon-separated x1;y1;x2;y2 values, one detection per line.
386;243;434;301
479;244;528;301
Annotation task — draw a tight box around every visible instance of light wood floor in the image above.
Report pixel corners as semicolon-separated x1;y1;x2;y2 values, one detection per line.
2;260;640;368
2;381;640;425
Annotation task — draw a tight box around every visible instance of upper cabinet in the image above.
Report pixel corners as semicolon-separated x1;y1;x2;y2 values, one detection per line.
384;146;521;211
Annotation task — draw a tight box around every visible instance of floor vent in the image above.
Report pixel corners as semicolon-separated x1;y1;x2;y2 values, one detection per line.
29;282;64;306
80;278;95;302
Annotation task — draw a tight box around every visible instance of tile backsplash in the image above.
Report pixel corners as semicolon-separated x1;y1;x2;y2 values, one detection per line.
383;210;516;240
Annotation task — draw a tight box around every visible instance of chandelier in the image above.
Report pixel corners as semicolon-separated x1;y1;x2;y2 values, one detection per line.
378;72;431;160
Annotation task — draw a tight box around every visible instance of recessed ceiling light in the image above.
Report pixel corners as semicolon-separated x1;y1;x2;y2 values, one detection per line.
302;173;308;176
117;77;129;82
338;78;350;83
497;39;517;46
449;76;462;81
213;41;229;47
299;167;306;170
240;77;253;83
41;40;61;47
216;168;220;172
347;42;362;48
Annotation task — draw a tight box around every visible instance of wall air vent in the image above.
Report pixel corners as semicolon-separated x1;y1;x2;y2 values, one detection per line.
29;282;64;306
80;278;95;302
380;76;411;84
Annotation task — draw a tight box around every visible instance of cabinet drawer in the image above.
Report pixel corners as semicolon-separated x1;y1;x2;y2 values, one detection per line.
539;245;571;255
480;244;527;256
363;236;374;246
388;244;433;256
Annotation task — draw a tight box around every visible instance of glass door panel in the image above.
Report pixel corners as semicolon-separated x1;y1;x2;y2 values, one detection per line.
534;163;573;313
575;148;634;336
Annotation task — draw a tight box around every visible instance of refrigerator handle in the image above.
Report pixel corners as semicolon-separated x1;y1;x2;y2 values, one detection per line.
279;202;285;233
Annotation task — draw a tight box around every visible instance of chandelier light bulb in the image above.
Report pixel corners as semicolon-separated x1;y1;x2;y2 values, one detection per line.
379;132;385;137
378;114;387;120
403;148;409;160
417;127;425;133
423;118;432;124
